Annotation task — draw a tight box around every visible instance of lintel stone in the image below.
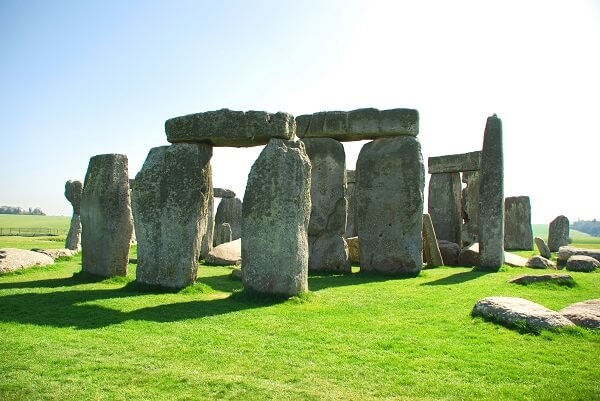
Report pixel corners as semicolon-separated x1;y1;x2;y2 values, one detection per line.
428;151;481;174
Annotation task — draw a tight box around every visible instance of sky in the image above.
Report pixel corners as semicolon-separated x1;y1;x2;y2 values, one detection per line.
1;0;599;223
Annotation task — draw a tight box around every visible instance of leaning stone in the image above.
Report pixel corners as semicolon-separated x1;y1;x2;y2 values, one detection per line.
64;180;83;251
557;246;600;267
565;255;600;272
559;299;600;329
422;214;443;267
0;248;54;274
205;239;241;266
548;215;570;252
428;151;481;174
472;297;575;332
303;138;350;273
81;154;133;277
242;139;311;297
428;172;462;244
214;188;236;198
132;144;212;289
357;136;424;275
346;236;360;264
461;170;480;246
165;109;295;147
296;108;419;141
345;170;357;238
508;274;573;286
214;223;233;247
504;196;533;250
478;115;504;270
526;256;556;269
438;240;460;266
458;243;480;267
214;197;243;242
534;237;552;259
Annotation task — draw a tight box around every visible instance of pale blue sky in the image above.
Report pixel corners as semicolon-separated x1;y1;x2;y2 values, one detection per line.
1;0;599;223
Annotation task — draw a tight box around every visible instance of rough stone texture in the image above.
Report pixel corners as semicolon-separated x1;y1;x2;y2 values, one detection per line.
205;239;241;266
478;115;504;270
508;274;573;285
458;243;480;267
557;246;600;267
428;151;481;174
200;167;214;259
548;215;569;252
559;299;600;329
461;170;480;246
472;297;575;332
132;144;212;289
356;136;424;275
0;248;54;274
504;252;529;268
438;240;460;266
214;223;233;247
303;138;350;273
214;197;243;243
81;154;133;277
214;188;236;198
166;109;295;147
428;172;462;244
345;170;357;238
565;255;600;272
64;180;83;251
346;236;360;264
526;255;556;269
230;268;242;280
422;214;443;267
296;108;419;141
242;139;311;297
534;237;552;259
33;248;77;260
504;196;533;250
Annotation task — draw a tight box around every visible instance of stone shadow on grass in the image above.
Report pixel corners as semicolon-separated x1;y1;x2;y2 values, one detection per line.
0;271;108;290
420;269;491;286
308;271;416;291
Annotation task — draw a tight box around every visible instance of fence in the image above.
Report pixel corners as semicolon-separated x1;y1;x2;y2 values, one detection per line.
0;227;68;236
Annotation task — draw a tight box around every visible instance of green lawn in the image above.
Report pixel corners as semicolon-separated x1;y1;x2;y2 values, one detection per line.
0;214;71;236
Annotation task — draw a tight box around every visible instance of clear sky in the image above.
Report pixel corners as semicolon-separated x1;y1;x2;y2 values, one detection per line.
1;0;599;223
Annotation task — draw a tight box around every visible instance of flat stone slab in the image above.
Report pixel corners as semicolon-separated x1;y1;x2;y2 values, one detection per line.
559;299;600;329
214;188;236;198
32;248;77;260
565;255;600;272
0;248;54;274
205;239;241;266
472;296;575;332
296;108;418;141
558;246;600;267
428;151;481;174
508;274;573;285
165;109;295;147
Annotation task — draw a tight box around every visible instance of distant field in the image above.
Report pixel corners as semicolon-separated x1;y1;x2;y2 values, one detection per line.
0;214;70;236
533;224;600;248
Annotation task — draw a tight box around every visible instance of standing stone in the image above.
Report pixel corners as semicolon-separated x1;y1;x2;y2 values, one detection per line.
80;154;133;277
200;168;214;259
461;170;480;246
428;172;462;244
422;214;443;267
214;188;236;198
64;180;83;251
303;138;350;273
548;215;569;252
132;143;212;289
242;139;311;297
345;170;357;238
535;237;552;259
214;197;243;244
504;196;533;250
214;223;232;247
357;136;424;275
478;115;504;270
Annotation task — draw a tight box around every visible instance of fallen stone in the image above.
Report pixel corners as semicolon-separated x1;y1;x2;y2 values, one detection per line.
559;299;600;329
0;248;54;274
438;240;460;266
548;215;569;252
32;248;77;260
214;188;236;198
458;243;480;267
534;237;552;259
422;214;443;267
427;151;481;174
557;246;600;267
509;274;573;285
346;236;360;264
472;297;575;332
504;196;533;250
526;255;556;269
428;172;462;244
503;252;529;267
565;255;600;272
205;239;242;266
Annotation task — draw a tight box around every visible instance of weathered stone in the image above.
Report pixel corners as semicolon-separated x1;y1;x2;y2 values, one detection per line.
32;248;77;260
0;248;54;274
346;170;356;183
346;236;360;264
242;139;311;297
428;172;462;244
200;167;214;259
509;274;573;285
504;196;533;250
565;255;600;272
422;214;443;267
438;240;460;266
345;170;357;238
478;115;504;270
303;138;350;273
504;252;529;267
205;239;241;266
165;109;295;147
64;180;83;251
458;243;480;267
526;256;556;269
214;188;236;198
557;246;600;267
461;170;480;246
428;151;481;174
214;197;243;242
65;214;82;252
559;299;600;329
132;144;212;289
472;297;575;332
534;237;552;259
65;179;83;214
296;108;419;141
230;268;242;280
214;223;233;247
81;154;133;277
356;136;424;275
548;215;569;252
129;178;135;190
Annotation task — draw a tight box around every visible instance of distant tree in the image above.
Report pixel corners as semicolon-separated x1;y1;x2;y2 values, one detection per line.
572;220;600;237
0;205;46;215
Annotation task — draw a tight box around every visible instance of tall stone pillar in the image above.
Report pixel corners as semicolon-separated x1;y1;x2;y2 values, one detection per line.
504;196;533;250
548;215;569;252
428;172;462;244
64;180;83;251
200;165;214;259
461;170;480;246
214;197;243;246
345;170;357;238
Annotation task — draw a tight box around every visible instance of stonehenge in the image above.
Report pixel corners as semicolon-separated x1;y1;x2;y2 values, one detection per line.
504;196;533;250
214;197;243;246
548;215;569;252
64;179;83;251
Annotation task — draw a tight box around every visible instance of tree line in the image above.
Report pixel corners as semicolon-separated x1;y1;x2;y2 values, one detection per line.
0;205;46;215
572;219;600;237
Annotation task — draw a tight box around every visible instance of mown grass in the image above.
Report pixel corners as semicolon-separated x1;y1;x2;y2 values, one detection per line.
0;214;70;230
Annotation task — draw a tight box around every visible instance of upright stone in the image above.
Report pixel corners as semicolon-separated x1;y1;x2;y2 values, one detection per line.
461;170;480;246
214;197;243;243
64;179;83;251
548;215;569;252
504;196;533;250
535;237;552;259
345;170;357;238
303;138;350;273
214;188;236;198
478;115;504;270
80;154;133;277
200;169;214;259
422;214;443;267
214;223;232;246
428;172;462;244
356;136;424;275
242;139;311;297
132;143;212;289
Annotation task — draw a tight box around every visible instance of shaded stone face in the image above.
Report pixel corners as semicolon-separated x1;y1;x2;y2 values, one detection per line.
428;172;462;244
214;222;232;247
534;237;551;259
428;151;481;174
422;213;443;268
548;215;569;252
242;138;311;297
64;179;83;251
81;154;133;277
345;170;357;238
504;196;533;250
303;138;350;273
200;170;214;259
356;136;424;275
214;188;236;198
132;143;212;289
214;197;243;245
65;180;83;214
461;170;480;246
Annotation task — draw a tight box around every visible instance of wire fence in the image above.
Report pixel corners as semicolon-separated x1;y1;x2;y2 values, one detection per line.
0;227;68;236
